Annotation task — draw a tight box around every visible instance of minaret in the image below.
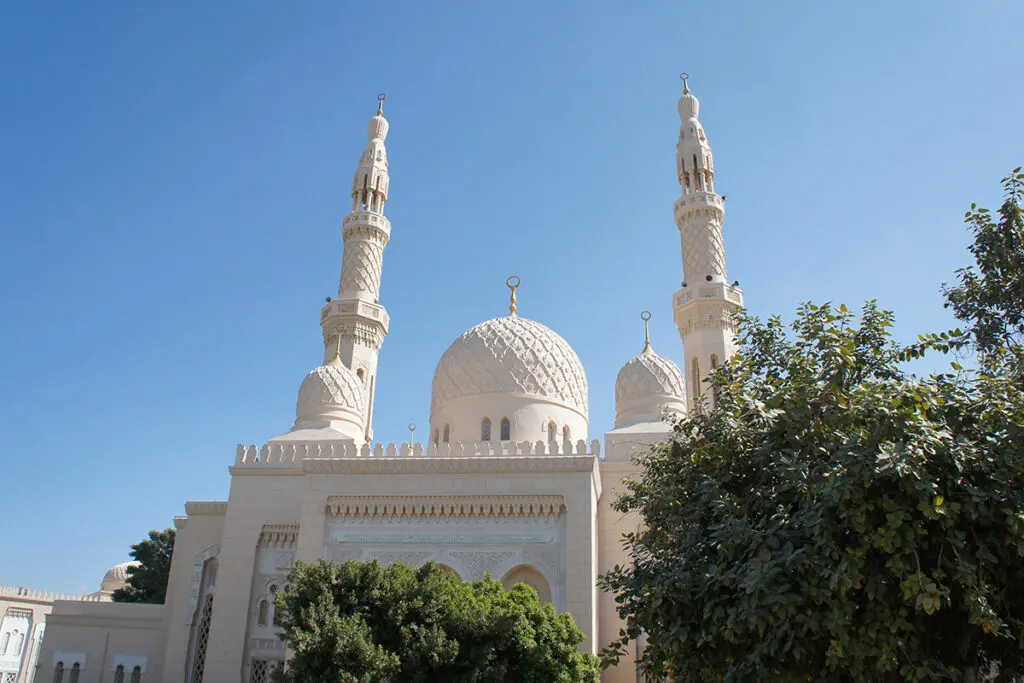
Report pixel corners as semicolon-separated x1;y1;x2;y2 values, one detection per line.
671;74;743;409
320;94;393;442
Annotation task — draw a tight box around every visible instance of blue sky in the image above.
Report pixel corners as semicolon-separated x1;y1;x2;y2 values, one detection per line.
1;1;1022;592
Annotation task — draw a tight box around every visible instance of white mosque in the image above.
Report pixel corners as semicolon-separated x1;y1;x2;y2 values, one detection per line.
8;76;743;683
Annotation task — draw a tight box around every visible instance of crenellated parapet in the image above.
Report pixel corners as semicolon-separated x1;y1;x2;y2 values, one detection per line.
234;438;601;467
0;585;108;603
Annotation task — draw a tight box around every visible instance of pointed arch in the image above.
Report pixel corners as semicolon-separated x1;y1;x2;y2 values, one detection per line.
501;565;552;604
443;424;450;443
547;420;556;443
562;424;571;443
500;417;511;441
257;599;268;626
0;631;8;655
481;417;491;441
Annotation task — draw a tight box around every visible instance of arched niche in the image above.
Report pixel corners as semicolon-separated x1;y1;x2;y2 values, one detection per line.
436;564;462;581
500;565;551;604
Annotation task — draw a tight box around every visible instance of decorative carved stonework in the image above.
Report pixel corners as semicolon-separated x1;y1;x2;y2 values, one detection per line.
326;494;566;519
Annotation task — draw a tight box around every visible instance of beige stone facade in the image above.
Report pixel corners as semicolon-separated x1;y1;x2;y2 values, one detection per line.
32;79;738;682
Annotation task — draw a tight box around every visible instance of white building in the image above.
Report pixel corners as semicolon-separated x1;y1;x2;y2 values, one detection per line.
33;77;742;683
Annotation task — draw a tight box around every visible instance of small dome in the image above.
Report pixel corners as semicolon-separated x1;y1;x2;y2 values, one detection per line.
292;359;365;438
100;561;139;592
615;344;687;428
432;315;588;416
678;91;699;120
368;110;388;141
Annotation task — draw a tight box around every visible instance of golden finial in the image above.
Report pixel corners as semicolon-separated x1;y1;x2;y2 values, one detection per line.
641;311;652;352
506;275;521;316
330;334;342;365
680;72;690;95
377;93;386;115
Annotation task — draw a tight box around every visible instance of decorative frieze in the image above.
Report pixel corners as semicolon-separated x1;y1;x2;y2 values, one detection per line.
325;495;565;519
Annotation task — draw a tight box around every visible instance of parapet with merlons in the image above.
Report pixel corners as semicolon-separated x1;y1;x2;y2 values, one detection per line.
233;438;601;467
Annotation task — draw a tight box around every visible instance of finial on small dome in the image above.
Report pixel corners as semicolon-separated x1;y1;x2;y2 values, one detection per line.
330;334;342;366
377;93;386;116
506;275;521;316
641;310;652;352
680;72;690;95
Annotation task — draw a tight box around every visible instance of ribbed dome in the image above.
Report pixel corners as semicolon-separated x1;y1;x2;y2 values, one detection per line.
293;360;365;437
678;92;699;120
368;113;389;141
615;344;687;428
432;315;588;417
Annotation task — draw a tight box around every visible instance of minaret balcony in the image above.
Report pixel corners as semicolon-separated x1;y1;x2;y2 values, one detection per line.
673;280;743;311
674;191;724;220
342;211;391;240
321;298;390;334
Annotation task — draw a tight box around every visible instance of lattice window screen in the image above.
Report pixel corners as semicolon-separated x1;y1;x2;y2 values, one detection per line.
68;663;81;683
190;594;214;683
130;665;143;683
114;665;125;683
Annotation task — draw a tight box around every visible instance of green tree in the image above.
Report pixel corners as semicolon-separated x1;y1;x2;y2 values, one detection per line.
600;302;1024;682
111;528;175;604
274;559;600;683
941;168;1024;376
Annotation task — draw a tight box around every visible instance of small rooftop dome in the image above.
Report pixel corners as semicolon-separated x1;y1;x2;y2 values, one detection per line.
614;313;687;428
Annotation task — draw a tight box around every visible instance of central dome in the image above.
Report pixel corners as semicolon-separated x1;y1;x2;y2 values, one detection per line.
432;315;588;415
430;314;589;446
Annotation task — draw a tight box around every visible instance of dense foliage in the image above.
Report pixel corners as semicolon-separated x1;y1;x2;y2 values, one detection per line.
600;301;1024;682
274;559;600;683
941;167;1024;377
111;528;175;604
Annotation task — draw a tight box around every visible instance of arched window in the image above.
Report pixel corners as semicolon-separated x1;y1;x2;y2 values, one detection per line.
13;631;23;654
257;599;268;626
711;354;719;370
691;358;701;401
443;425;450;443
0;632;8;655
114;665;125;683
130;666;143;683
481;418;491;441
547;421;556;443
432;428;438;445
500;418;511;441
562;425;571;443
52;662;64;683
356;368;365;382
68;663;81;683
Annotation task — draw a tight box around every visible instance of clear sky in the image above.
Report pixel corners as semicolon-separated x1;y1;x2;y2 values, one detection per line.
1;1;1022;593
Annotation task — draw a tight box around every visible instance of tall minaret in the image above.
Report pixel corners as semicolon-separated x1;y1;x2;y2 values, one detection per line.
320;94;393;442
671;74;743;409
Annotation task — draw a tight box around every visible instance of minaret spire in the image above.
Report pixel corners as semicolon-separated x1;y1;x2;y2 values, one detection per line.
320;95;394;442
671;75;743;409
